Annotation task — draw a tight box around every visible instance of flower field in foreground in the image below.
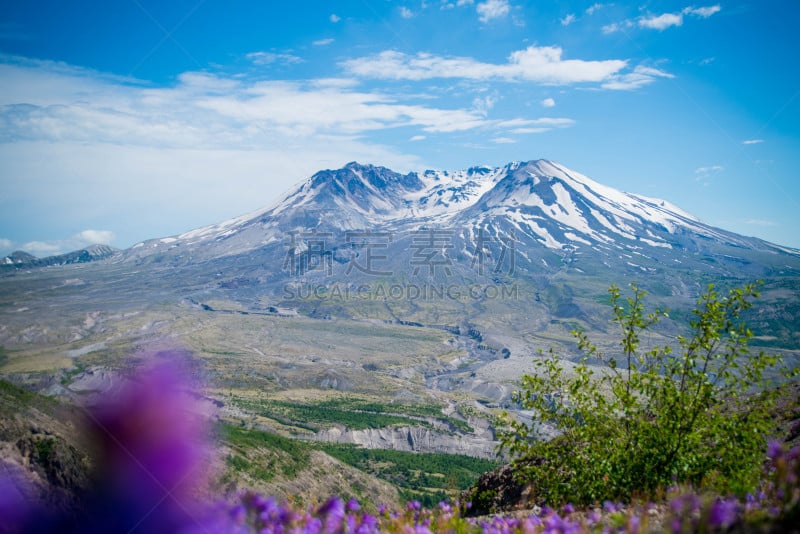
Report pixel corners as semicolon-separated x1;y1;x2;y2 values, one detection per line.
212;439;798;533
2;359;797;533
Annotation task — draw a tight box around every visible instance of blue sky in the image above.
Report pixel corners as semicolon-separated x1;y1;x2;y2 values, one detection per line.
0;0;798;255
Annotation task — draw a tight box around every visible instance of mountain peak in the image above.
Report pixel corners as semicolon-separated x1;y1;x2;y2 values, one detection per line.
129;159;799;266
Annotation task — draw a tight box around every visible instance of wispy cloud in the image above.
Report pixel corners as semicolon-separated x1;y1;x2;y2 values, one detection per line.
605;4;721;33
472;94;497;117
685;5;721;18
743;138;764;145
494;117;574;134
602;22;628;34
695;165;724;175
0;58;512;148
0;58;444;245
560;14;576;26
585;3;607;15
492;137;516;144
0;54;580;248
329;14;341;23
541;97;556;107
399;6;414;19
601;65;674;90
441;0;474;7
694;164;723;185
343;46;637;86
246;51;303;66
639;13;683;30
476;0;510;23
312;38;334;46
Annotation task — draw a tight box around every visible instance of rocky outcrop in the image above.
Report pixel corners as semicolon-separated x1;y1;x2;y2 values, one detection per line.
462;462;535;516
310;423;497;458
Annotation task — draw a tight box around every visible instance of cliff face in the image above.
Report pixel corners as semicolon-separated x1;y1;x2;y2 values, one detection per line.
311;418;497;458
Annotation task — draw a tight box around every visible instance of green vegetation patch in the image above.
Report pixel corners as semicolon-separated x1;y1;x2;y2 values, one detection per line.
218;423;311;480
233;396;470;432
319;443;500;507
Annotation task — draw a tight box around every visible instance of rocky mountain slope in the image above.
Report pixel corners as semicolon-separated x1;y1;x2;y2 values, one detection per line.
2;244;118;269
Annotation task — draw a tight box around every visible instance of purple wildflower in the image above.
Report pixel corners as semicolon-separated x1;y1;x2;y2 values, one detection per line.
708;498;738;529
346;498;361;512
318;496;345;533
603;500;618;513
767;440;784;461
586;509;600;525
628;514;641;534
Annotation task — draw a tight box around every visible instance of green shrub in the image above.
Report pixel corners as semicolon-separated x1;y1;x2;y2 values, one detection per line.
498;282;792;505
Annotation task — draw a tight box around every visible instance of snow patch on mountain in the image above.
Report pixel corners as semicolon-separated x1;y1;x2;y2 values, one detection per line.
124;159;798;261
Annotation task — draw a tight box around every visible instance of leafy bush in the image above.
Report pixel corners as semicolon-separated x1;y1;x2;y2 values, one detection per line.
498;282;793;505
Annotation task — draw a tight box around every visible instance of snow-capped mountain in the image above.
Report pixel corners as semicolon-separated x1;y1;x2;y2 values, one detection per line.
9;159;800;350
126;160;796;270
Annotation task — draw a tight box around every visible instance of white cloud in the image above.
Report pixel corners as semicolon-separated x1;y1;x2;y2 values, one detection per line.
0;59;503;149
608;5;720;33
0;56;585;249
560;14;576;26
602;22;624;34
639;13;683;30
410;135;426;141
694;165;723;185
586;3;607;15
684;5;721;18
343;46;630;86
695;165;724;175
329;14;341;23
0;238;13;250
743;139;764;145
246;51;303;66
476;0;510;23
541;97;555;107
494;117;574;134
76;229;116;244
400;6;414;18
313;38;334;46
601;65;674;90
492;137;516;144
309;78;360;89
472;94;497;116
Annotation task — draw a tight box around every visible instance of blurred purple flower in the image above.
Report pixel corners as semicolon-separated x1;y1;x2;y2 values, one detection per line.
708;498;738;529
627;514;640;534
767;440;783;461
602;501;617;513
346;498;361;512
318;496;345;532
7;356;213;533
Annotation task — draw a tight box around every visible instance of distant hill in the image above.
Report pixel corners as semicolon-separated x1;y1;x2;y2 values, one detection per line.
2;244;118;269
